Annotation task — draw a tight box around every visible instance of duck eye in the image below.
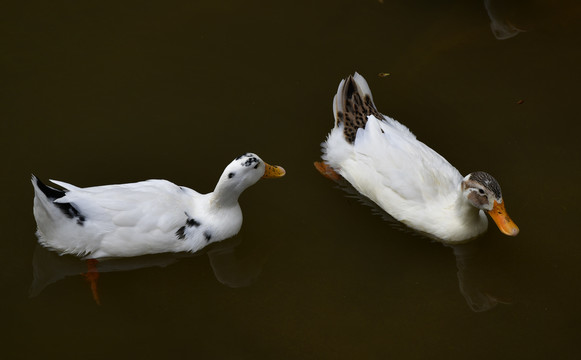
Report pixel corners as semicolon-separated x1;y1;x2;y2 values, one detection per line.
478;189;485;195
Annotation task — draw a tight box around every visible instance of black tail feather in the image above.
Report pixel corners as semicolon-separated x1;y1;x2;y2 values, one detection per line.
32;175;86;225
32;174;66;200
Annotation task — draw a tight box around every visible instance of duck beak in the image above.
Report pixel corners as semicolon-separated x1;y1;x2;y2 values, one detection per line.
487;200;519;236
262;162;286;179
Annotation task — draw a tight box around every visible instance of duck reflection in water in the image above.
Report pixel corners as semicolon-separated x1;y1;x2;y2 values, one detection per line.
484;0;525;40
29;234;269;304
448;241;512;312
320;176;512;312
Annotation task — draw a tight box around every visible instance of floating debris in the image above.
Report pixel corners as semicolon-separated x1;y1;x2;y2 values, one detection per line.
516;99;524;105
378;72;390;78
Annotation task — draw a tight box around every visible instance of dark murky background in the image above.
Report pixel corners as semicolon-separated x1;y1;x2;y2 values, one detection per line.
2;0;581;358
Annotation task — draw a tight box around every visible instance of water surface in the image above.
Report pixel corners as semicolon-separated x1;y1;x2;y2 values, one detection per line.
2;0;581;358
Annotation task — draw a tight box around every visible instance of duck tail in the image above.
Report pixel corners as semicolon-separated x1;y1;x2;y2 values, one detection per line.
332;72;383;144
31;175;85;225
31;174;66;201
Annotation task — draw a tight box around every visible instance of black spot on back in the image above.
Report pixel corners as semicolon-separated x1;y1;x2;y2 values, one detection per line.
186;218;201;227
175;226;187;240
74;214;86;226
204;231;212;242
177;213;202;239
228;172;235;178
58;204;86;225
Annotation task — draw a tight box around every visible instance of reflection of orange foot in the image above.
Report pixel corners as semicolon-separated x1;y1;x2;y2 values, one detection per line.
83;259;101;305
314;161;341;181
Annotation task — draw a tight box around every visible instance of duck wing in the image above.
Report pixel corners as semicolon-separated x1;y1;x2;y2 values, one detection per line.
352;116;462;203
33;177;204;257
50;179;194;232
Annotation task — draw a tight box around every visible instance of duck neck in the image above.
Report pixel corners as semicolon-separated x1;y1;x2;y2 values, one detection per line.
454;187;487;231
455;191;480;220
211;181;243;209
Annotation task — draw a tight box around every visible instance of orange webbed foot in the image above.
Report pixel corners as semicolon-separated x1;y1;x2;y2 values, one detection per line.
314;161;341;181
82;259;101;305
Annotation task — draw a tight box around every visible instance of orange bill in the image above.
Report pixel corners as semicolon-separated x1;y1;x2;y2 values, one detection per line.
262;162;286;178
488;200;519;236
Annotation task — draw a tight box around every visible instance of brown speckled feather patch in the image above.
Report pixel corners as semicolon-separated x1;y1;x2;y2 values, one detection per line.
336;76;384;143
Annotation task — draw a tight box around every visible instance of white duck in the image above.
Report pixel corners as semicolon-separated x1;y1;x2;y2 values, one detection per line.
32;153;285;259
315;73;519;243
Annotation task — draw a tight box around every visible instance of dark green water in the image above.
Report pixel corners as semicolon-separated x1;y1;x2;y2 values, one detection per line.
2;0;580;358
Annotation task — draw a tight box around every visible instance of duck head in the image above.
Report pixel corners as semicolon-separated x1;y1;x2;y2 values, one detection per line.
461;171;519;236
213;153;286;206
